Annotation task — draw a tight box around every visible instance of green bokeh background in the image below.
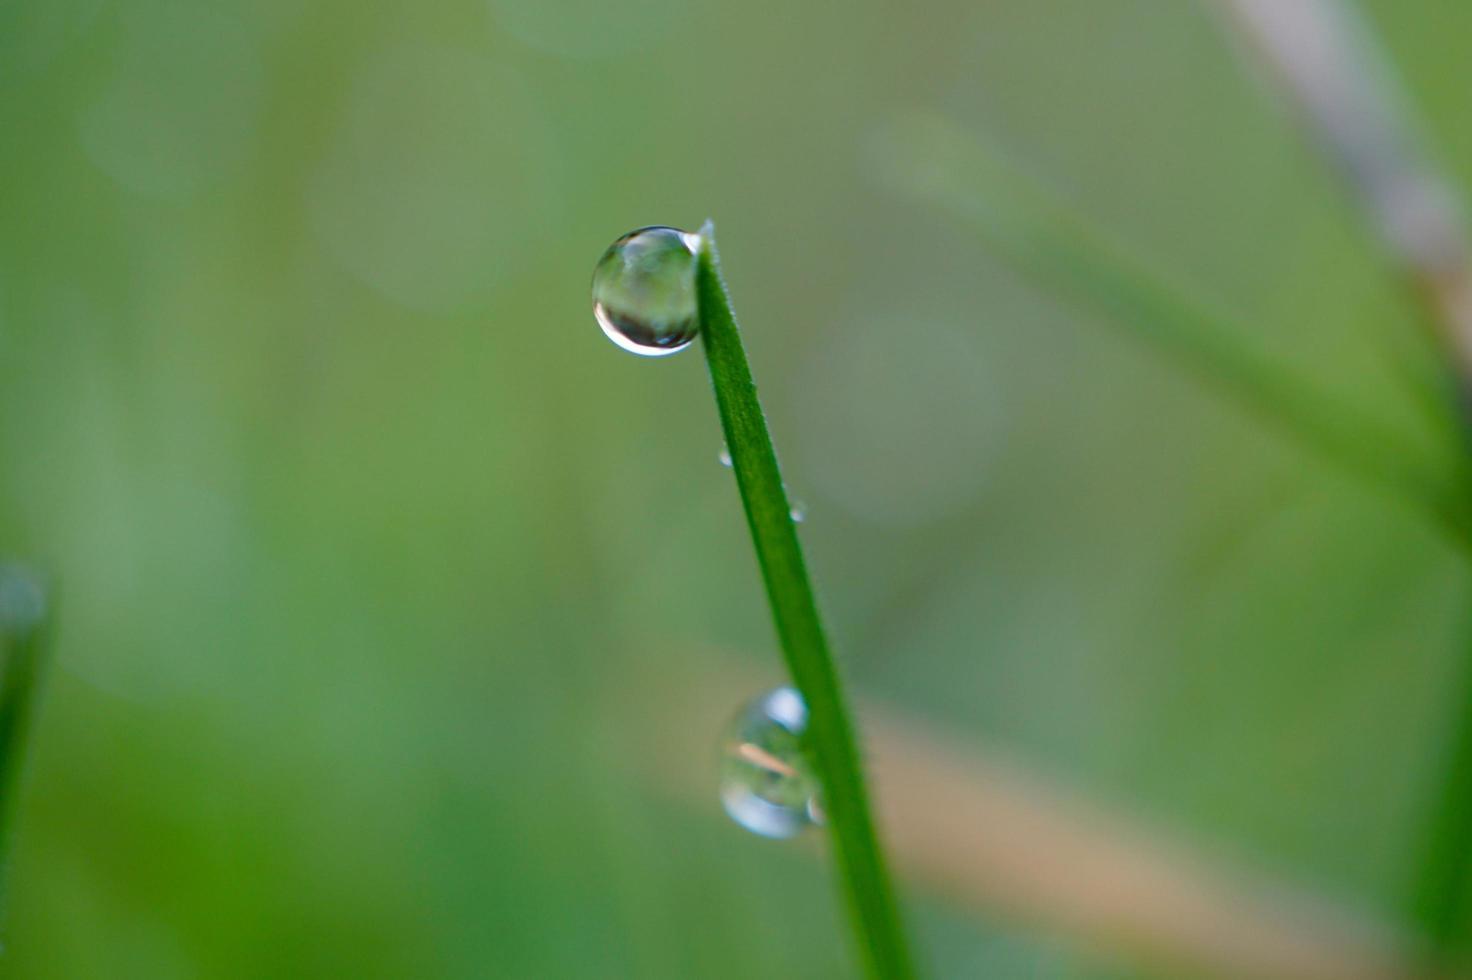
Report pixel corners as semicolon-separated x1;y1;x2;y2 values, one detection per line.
2;0;1470;976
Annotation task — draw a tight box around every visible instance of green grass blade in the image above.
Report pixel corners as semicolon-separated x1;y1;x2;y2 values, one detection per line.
0;565;50;909
873;113;1472;551
1412;626;1472;958
1210;4;1472;953
694;221;918;980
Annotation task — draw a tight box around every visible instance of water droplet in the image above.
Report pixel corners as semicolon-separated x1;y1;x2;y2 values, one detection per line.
789;501;806;523
592;226;701;357
720;686;820;839
718;446;733;468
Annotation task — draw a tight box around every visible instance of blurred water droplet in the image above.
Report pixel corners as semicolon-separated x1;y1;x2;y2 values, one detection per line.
720;686;820;839
309;46;555;312
592;226;701;357
789;501;806;523
0;564;46;634
791;312;1008;527
488;0;687;60
718;446;733;468
77;2;263;201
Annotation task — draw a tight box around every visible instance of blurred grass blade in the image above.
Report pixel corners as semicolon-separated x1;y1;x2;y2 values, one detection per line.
694;222;918;980
637;660;1423;980
0;565;50;907
872;112;1472;551
1213;0;1472;390
1209;2;1472;955
1412;623;1472;956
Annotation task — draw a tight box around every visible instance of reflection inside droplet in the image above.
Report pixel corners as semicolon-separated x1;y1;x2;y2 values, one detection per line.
719;686;820;839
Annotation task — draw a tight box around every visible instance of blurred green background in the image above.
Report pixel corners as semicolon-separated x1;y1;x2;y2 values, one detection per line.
2;0;1471;976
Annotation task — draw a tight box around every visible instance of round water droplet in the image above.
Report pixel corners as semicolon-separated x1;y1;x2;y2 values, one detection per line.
720;686;820;839
718;446;733;468
789;501;806;523
592;226;701;357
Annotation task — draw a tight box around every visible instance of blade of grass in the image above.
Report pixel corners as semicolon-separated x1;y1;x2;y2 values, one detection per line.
632;657;1424;980
1207;2;1472;958
1213;0;1472;391
693;221;918;980
1412;622;1472;958
872;113;1472;553
0;564;50;911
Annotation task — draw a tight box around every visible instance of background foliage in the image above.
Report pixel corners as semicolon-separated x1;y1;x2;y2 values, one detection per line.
2;0;1470;976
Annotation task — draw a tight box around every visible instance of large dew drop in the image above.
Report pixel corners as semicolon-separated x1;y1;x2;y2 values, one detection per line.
720;686;821;839
592;226;701;356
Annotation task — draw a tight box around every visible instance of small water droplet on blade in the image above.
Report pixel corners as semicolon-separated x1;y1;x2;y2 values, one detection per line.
718;446;733;468
719;686;820;839
591;226;700;357
789;501;806;523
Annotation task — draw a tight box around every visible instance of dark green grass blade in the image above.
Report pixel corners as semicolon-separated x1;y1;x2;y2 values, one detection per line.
873;113;1472;552
694;221;918;980
1412;623;1472;961
0;565;50;909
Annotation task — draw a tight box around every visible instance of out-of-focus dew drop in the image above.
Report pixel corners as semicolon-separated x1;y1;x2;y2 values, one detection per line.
718;446;733;468
591;226;701;357
0;564;46;636
308;45;554;312
791;313;1008;527
76;2;262;200
488;0;687;60
719;686;821;839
